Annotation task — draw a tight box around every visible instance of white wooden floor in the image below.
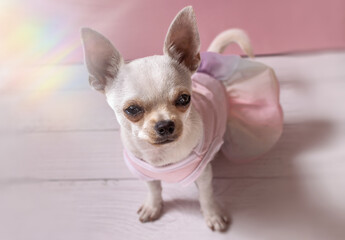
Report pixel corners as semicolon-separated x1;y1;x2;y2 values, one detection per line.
1;51;345;240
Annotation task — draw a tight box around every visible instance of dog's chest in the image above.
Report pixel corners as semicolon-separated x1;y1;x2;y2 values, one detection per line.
137;140;198;167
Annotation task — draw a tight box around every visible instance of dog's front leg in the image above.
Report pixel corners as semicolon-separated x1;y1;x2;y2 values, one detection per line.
137;180;163;222
195;163;229;231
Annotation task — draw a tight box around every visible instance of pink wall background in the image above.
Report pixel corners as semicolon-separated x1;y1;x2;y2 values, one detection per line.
2;0;345;64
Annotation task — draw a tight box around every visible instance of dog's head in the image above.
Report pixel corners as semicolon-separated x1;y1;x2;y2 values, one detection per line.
81;6;200;146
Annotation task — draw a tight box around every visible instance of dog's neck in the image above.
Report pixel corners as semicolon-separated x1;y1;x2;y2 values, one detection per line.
121;105;203;167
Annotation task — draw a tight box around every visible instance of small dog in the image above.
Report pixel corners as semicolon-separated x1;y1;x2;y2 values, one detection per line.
81;6;256;231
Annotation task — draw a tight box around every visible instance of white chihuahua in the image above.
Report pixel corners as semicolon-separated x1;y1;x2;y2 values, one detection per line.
81;6;254;231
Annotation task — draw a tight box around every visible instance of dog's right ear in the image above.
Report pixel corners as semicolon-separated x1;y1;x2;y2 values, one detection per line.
163;6;200;73
81;28;123;92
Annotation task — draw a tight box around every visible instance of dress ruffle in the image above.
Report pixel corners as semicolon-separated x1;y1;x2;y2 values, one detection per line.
198;52;283;162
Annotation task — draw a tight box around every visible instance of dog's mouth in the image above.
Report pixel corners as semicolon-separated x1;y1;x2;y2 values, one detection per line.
152;136;177;145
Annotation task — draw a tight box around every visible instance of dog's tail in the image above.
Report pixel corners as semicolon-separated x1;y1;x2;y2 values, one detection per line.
207;29;254;58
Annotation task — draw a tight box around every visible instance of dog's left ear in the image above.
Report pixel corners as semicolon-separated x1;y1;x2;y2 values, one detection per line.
164;6;201;73
81;28;123;92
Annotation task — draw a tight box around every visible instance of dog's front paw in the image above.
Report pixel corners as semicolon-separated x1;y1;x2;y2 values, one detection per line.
202;204;230;232
137;200;163;222
204;212;229;232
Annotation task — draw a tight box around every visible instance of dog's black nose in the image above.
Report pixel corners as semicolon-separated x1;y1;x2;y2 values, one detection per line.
155;120;175;136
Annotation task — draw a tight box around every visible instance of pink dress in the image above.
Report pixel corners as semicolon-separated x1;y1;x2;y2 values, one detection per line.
124;52;283;186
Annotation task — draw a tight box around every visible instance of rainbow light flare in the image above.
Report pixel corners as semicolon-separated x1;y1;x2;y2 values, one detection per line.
0;0;83;103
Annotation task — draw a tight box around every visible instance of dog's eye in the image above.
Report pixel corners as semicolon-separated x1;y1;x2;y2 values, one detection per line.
175;94;191;106
124;105;144;116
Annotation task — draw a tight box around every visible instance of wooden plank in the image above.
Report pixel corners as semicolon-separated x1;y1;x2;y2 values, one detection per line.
0;64;89;92
2;52;345;133
0;64;119;132
2;75;343;132
1;178;344;240
0;90;119;132
0;85;305;131
0;131;126;180
1;121;345;180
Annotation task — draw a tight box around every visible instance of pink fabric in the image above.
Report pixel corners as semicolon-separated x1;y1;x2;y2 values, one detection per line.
196;52;283;162
123;72;228;186
221;66;283;162
123;53;283;186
